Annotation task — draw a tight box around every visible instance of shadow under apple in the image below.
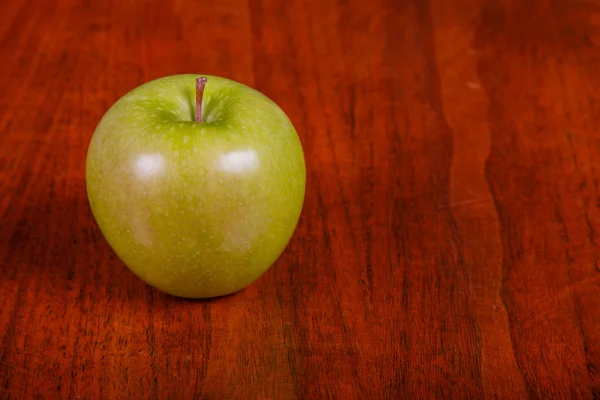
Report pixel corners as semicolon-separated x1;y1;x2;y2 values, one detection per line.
0;187;156;307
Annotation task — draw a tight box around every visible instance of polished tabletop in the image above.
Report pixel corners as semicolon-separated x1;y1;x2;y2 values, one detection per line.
1;0;599;398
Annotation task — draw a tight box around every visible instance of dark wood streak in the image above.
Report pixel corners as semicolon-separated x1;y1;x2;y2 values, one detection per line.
475;0;600;398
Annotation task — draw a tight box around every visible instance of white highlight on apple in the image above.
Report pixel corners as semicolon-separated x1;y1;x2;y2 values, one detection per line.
134;153;165;180
131;214;154;248
219;150;259;174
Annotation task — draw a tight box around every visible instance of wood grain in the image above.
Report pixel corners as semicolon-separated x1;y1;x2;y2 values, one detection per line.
1;0;599;398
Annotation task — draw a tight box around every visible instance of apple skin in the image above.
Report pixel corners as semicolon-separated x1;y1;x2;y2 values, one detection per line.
85;74;306;298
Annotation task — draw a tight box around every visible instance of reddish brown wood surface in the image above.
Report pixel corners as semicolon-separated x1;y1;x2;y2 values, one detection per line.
1;0;599;398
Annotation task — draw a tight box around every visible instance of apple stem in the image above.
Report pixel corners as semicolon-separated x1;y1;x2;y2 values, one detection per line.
195;77;207;123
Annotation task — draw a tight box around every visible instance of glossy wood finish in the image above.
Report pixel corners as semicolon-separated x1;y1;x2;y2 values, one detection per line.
1;0;599;398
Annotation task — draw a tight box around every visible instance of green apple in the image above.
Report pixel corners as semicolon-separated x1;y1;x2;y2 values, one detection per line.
85;74;306;298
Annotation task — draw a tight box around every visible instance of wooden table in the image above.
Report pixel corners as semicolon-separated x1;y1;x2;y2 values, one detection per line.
1;0;599;398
